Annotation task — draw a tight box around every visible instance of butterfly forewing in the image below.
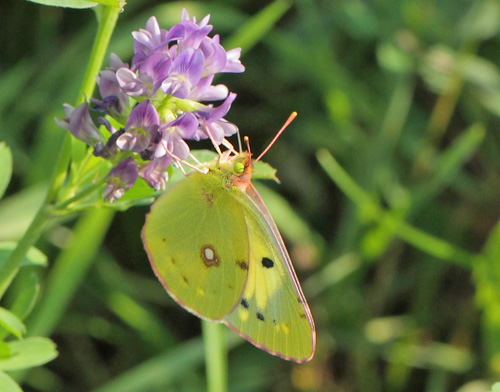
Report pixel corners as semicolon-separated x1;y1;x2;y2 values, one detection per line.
142;171;249;320
223;184;316;363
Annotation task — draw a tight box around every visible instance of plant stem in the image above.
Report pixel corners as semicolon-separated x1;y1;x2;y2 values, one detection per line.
202;320;227;392
0;5;121;299
0;206;51;298
317;149;476;268
78;5;121;102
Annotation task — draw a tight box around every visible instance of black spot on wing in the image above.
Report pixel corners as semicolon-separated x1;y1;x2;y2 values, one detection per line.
262;257;274;268
241;298;249;309
256;312;265;321
182;275;189;284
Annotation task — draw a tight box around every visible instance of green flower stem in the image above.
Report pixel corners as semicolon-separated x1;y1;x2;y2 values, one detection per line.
73;5;122;165
202;320;227;392
0;5;121;299
78;5;121;103
53;176;107;213
412;51;468;174
317;149;476;268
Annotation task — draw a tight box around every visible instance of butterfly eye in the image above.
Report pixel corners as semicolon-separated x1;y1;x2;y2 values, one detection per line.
234;161;245;174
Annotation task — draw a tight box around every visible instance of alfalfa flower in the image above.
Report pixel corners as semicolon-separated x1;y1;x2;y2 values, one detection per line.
56;9;244;202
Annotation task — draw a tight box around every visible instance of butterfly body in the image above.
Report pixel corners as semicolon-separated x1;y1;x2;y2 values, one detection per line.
142;152;316;362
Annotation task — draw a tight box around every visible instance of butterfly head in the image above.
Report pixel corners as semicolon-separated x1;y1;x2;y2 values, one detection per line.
217;149;253;191
213;112;297;191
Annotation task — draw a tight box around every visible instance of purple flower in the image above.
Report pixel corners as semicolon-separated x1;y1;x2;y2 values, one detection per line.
55;101;105;145
116;101;159;152
161;49;204;98
103;157;139;202
93;119;123;158
155;112;198;160
192;93;238;144
139;158;170;191
93;54;130;119
199;35;232;76
56;9;245;203
132;16;174;67
188;75;228;101
117;53;171;98
175;10;213;52
223;48;245;73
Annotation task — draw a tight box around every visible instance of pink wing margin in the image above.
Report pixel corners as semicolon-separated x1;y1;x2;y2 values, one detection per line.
224;183;317;363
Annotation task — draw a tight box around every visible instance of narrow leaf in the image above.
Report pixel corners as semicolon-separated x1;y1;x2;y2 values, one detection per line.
27;0;97;8
9;271;41;321
0;143;12;200
0;371;22;392
226;0;292;51
0;308;26;339
0;337;58;371
253;161;278;181
474;221;500;372
0;341;12;359
0;242;47;269
92;334;241;392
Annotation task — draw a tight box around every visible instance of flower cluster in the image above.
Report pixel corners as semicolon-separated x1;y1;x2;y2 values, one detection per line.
56;9;244;202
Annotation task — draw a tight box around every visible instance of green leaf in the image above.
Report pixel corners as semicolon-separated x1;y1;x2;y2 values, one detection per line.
0;308;26;339
252;160;278;181
0;341;12;359
27;0;97;8
0;371;22;392
0;337;58;371
92;333;241;392
26;0;121;9
474;221;500;371
254;182;323;255
0;184;46;241
0;143;12;200
459;0;500;43
9;271;41;321
491;382;500;392
377;42;413;74
226;0;292;51
0;242;47;269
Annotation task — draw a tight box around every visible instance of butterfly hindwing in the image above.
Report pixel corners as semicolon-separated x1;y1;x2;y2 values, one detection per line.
142;171;249;320
223;184;316;363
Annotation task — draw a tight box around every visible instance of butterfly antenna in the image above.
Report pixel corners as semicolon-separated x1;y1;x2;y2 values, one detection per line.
255;111;297;162
236;126;243;153
244;135;252;158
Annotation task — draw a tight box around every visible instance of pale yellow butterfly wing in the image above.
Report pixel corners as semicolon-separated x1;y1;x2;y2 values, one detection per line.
142;170;249;320
222;184;316;363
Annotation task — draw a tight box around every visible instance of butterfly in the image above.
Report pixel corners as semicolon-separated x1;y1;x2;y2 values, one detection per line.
142;116;316;363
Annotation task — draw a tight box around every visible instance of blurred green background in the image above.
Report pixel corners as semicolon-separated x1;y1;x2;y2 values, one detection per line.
3;0;500;391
